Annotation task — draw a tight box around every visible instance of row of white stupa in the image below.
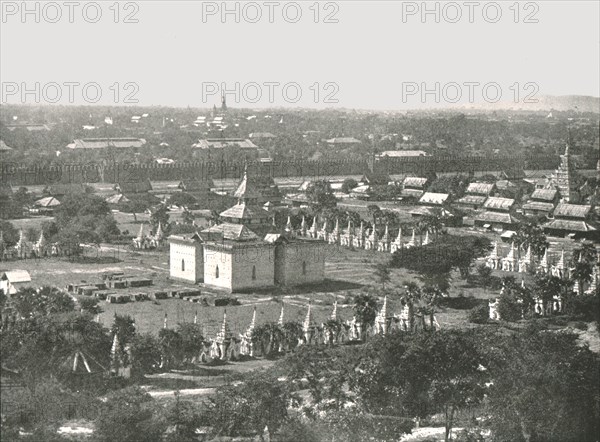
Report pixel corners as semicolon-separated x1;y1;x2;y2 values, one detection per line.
1;229;57;258
486;242;575;278
489;279;566;321
132;222;165;249
288;216;432;252
144;297;431;362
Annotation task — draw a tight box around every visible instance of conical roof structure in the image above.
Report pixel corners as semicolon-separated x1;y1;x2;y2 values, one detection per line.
303;303;315;332
243;307;257;339
330;300;338;321
284;216;293;235
540;248;549;270
489;241;499;259
333;219;340;235
381;224;390;243
308;216;318;235
215;310;232;343
505;242;516;261
407;229;416;247
556;249;565;270
422;230;430;245
522;245;533;264
278;303;285;325
393;228;402;246
368;225;378;241
35;230;47;249
154;222;164;240
137;224;145;241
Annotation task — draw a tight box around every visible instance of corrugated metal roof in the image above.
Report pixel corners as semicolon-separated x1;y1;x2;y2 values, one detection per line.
544;219;596;232
466;182;495;195
116;179;153;194
192;138;257;149
178;180;214;192
553;203;591;219
403;177;428;188
530;189;558;201
69;138;146;149
1;270;32;283
475;211;517;224
456;195;487;206
419;192;449;205
522;201;555;212
35;196;61;207
400;189;425;199
483;197;515;211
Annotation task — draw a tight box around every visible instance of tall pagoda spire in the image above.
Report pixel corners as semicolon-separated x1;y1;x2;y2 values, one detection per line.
278;303;285;325
330;299;338;321
303;303;315;332
550;130;578;203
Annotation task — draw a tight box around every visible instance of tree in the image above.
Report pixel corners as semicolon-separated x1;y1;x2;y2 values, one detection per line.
282;321;304;352
514;222;549;257
486;327;600;442
95;386;166;442
158;328;184;368
569;242;598;295
167;192;197;209
181;208;195;225
79;297;102;315
176;322;204;362
341;178;358;194
477;264;493;289
150;204;170;233
306;180;337;213
367;204;383;225
373;261;391;290
353;294;378;340
402;282;422;331
130;333;162;375
350;330;487;442
164;392;207;442
207;371;294;438
111;314;136;347
391;234;491;280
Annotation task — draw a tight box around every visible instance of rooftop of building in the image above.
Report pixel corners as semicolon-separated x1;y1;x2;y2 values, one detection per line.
465;182;495;195
483;197;516;211
553;203;592;219
402;177;429;188
192;138;258;149
530;188;558;201
419;192;449;206
68;138;146;149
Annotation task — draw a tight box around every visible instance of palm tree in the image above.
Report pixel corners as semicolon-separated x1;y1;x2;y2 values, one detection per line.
282;321;303;352
402;282;422;332
569;242;598;295
322;319;343;346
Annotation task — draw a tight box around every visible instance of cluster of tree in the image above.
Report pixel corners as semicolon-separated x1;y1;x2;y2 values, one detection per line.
391;234;492;279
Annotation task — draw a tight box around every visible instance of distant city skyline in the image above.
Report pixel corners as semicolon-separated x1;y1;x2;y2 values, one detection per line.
1;1;599;109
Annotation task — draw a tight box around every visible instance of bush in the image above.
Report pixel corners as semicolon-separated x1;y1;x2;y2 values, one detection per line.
497;293;522;322
468;304;489;324
214;297;241;307
568;292;600;323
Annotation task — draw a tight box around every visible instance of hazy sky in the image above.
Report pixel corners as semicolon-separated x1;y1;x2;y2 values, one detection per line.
1;1;599;109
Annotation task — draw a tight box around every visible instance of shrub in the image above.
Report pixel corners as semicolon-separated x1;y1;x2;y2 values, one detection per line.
468;304;489;324
214;297;241;307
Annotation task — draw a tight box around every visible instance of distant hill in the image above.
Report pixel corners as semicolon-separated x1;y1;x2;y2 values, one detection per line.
454;95;600;113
